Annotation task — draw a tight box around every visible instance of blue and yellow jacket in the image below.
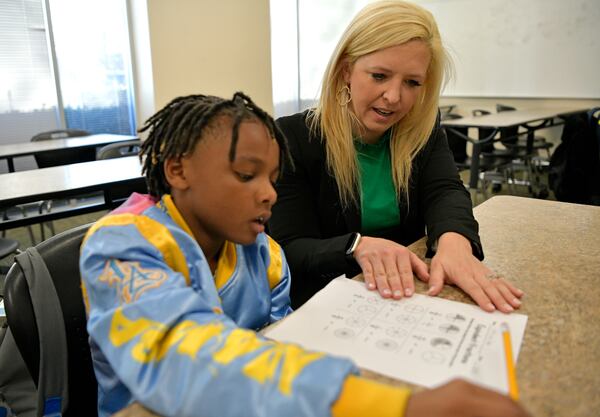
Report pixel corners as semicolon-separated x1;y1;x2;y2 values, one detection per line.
80;193;410;417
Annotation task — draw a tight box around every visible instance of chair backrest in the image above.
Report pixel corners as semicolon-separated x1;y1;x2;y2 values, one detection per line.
438;104;456;117
0;237;19;276
470;109;498;153
494;105;520;144
3;224;98;417
96;139;147;204
549;110;600;205
496;103;516;113
97;139;141;160
442;115;469;164
31;129;94;168
0;237;19;260
590;107;600;160
30;129;90;142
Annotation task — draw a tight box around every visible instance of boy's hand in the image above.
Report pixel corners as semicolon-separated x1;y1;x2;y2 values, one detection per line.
405;379;531;417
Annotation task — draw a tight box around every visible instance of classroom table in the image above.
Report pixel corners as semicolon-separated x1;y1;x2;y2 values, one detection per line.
0;134;138;172
0;156;145;230
354;196;600;417
441;107;588;190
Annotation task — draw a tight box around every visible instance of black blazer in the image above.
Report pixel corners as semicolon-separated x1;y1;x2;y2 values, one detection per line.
270;110;483;307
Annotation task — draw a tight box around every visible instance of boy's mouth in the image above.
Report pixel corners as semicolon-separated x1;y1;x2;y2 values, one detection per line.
254;213;270;225
250;214;270;235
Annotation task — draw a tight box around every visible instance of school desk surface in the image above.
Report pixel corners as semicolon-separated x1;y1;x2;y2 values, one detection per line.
358;196;600;417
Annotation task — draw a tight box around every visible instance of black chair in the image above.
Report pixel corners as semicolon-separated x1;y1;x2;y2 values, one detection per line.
27;129;94;241
591;108;600;204
2;202;52;245
589;107;600;160
443;121;511;199
31;129;93;168
470;109;499;154
548;109;600;204
97;139;141;160
442;113;469;163
470;110;518;167
97;139;147;203
3;224;98;417
439;105;456;119
457;109;508;158
495;104;553;157
445;108;536;198
497;104;557;197
442;112;497;171
471;108;549;196
441;110;497;164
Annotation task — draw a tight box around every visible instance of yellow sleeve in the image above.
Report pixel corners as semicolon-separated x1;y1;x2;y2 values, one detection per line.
332;375;411;417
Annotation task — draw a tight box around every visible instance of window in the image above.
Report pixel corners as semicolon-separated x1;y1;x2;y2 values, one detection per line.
270;0;368;118
0;0;136;153
49;0;136;135
0;0;59;144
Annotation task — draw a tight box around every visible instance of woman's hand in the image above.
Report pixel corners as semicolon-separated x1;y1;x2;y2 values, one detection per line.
353;236;430;299
427;232;524;313
405;379;531;417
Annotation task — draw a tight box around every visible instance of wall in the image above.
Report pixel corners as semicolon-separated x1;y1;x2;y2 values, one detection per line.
420;0;600;98
140;0;273;116
128;0;156;129
418;0;600;144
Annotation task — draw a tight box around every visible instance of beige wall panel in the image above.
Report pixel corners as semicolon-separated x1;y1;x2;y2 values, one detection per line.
146;0;273;113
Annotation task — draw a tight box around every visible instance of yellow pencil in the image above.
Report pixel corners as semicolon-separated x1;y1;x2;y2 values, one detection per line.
501;322;520;401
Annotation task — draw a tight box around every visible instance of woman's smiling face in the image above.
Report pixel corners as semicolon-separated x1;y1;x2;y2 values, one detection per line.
343;40;431;143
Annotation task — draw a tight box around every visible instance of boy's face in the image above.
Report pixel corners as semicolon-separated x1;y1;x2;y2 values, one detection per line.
166;118;279;254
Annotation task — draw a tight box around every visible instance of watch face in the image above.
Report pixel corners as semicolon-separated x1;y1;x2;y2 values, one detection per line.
346;233;360;255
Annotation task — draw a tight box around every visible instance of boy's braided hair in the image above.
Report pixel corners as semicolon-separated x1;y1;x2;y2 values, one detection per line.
138;92;292;197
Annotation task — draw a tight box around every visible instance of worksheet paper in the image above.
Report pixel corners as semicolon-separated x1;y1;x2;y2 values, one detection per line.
265;277;527;394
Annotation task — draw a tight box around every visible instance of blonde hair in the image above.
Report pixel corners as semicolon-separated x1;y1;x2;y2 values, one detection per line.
309;0;451;207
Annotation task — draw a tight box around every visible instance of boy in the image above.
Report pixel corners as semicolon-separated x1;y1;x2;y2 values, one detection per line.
81;93;529;417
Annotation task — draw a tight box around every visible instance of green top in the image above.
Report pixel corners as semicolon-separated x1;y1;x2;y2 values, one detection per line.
354;130;400;234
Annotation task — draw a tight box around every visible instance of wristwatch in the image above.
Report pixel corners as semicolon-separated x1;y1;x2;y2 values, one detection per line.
345;232;362;260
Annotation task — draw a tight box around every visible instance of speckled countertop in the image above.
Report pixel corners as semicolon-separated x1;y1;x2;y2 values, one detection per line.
363;195;600;417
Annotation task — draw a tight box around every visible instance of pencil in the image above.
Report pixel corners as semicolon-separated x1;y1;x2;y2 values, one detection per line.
501;322;520;401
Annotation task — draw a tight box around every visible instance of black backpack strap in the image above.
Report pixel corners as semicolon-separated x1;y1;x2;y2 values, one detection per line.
15;248;69;417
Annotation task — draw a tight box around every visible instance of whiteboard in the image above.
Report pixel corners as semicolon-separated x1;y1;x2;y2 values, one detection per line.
419;0;600;98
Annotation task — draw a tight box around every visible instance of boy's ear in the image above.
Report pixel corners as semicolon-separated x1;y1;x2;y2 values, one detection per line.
164;157;189;191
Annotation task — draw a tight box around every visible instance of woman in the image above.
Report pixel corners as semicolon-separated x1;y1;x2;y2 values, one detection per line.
269;0;524;312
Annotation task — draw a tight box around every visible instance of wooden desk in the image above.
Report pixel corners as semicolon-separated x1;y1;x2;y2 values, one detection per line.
0;134;138;172
363;196;600;417
442;107;588;189
0;156;145;230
